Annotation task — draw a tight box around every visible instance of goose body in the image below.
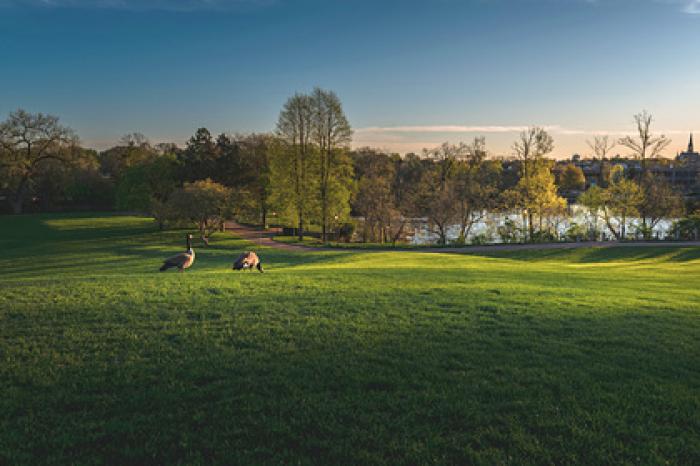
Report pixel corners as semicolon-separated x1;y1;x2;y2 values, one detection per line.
233;251;264;273
160;234;195;272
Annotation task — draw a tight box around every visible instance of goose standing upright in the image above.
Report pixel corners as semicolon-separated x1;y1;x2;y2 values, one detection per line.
160;234;196;272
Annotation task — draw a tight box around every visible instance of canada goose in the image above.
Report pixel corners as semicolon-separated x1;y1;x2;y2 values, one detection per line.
232;251;264;273
160;234;196;272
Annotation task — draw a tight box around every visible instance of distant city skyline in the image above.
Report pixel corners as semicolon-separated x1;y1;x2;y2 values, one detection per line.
1;0;699;158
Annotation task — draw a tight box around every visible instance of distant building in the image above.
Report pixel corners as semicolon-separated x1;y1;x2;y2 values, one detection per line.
677;134;700;164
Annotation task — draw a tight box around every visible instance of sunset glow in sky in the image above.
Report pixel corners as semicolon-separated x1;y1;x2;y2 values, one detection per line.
1;0;699;158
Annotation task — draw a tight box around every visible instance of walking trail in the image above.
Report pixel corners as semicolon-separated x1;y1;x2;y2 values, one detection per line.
224;222;700;254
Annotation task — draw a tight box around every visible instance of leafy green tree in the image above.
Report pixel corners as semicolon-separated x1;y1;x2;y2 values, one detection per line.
578;185;604;240
559;164;586;192
409;160;459;245
670;214;700;240
310;87;354;241
0;109;79;213
275;93;317;240
506;130;565;243
509;161;566;240
29;148;111;211
179;128;218;182
511;127;556;241
165;179;234;240
424;182;459;245
115;152;179;212
638;172;684;238
239;133;275;227
618;111;671;234
99;134;158;181
393;152;432;214
582;167;644;240
452;138;501;243
423;142;463;193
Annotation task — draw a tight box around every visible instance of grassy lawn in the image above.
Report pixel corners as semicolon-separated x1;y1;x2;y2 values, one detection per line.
1;213;699;465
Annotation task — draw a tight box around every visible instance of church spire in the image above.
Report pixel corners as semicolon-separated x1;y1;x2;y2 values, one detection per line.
689;133;695;153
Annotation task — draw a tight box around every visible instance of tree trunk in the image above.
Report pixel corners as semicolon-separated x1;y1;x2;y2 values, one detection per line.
297;213;304;241
10;197;23;214
321;188;327;242
11;177;30;214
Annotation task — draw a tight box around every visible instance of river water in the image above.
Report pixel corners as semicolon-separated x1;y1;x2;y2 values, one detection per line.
407;206;675;245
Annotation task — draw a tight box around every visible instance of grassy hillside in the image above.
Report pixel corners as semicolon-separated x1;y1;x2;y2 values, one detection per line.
1;213;699;465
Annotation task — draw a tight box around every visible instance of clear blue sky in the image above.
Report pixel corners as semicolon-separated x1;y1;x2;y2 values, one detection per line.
1;0;699;157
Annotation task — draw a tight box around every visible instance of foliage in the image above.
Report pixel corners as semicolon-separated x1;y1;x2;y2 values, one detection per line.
274;93;317;239
99;137;158;181
178;127;218;183
116;153;179;212
509;127;561;241
506;158;567;240
336;222;356;242
469;232;492;245
581;167;645;240
311;87;354;241
578;186;604;240
670;214;700;241
0;109;79;213
165;179;234;238
559;163;586;192
453;138;501;242
497;217;524;243
564;222;588;242
2;106;690;247
638;171;685;238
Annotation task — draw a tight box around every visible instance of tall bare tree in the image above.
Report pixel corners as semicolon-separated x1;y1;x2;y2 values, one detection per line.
0;109;78;213
587;135;616;159
310;87;353;241
618;111;670;176
618;111;672;233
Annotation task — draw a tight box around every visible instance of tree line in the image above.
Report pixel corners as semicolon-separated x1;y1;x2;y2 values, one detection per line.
1;98;698;243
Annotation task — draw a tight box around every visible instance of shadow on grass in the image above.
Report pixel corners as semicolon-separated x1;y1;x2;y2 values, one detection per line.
0;215;357;279
2;307;698;465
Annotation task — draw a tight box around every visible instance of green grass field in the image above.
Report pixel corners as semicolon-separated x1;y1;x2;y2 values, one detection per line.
1;213;699;465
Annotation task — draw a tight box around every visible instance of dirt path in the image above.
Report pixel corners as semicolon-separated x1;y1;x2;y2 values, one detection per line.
224;222;323;252
224;222;700;254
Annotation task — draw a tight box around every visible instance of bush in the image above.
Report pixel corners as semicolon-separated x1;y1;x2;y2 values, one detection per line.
337;222;356;243
564;222;587;242
497;218;523;244
470;233;491;246
530;230;559;243
669;215;700;241
634;224;654;241
161;179;235;240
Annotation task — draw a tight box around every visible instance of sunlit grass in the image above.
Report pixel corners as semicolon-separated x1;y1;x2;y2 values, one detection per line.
1;213;699;464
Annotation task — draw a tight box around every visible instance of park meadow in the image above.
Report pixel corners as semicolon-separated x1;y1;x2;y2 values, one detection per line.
1;212;698;464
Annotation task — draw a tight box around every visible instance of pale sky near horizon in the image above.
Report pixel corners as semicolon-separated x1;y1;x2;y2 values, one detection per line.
1;0;699;158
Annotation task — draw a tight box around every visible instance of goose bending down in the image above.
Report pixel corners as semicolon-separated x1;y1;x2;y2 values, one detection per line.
160;234;196;272
232;251;264;273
